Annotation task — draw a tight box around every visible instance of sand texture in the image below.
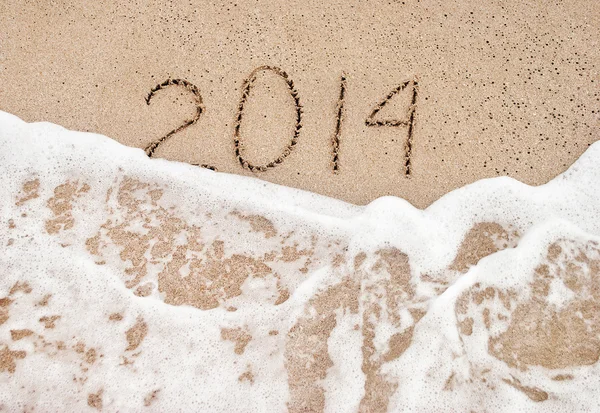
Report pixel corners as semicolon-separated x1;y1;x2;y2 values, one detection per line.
1;0;599;207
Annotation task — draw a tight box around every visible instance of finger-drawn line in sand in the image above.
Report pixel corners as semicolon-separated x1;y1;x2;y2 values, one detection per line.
233;66;303;172
405;81;418;176
191;163;217;171
144;79;205;157
331;73;347;173
365;78;418;176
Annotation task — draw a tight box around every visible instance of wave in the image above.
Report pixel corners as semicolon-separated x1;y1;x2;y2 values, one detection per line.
1;109;600;412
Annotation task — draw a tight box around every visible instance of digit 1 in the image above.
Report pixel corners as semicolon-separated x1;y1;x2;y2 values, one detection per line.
332;73;347;174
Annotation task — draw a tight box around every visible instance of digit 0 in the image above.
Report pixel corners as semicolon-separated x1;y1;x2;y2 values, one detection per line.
234;66;303;172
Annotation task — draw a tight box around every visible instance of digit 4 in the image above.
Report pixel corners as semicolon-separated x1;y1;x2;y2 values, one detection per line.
365;78;418;176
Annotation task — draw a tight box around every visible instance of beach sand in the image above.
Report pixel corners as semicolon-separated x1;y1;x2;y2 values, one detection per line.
2;0;600;411
1;0;598;208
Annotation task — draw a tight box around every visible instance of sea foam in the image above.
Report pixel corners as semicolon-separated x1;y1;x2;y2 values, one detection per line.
1;109;600;412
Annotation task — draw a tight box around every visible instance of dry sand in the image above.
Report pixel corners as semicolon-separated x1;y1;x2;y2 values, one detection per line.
1;0;599;208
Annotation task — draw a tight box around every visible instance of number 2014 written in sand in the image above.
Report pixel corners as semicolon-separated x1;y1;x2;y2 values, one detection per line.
144;66;419;176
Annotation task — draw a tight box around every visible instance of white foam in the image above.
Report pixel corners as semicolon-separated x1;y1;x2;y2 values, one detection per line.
2;109;600;412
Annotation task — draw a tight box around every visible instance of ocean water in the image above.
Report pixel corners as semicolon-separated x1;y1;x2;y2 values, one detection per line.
1;109;600;412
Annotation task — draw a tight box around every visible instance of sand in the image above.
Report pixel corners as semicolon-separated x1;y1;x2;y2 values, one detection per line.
2;2;600;410
1;0;598;208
